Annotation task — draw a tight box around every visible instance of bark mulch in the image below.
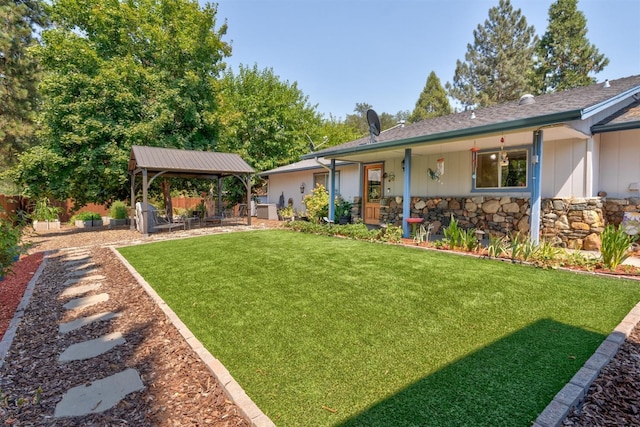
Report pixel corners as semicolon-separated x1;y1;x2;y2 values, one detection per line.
1;223;639;426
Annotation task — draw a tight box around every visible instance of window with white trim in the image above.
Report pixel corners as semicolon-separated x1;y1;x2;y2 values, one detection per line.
313;171;340;194
475;149;528;189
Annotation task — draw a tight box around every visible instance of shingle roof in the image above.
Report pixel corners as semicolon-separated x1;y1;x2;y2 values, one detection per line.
592;99;640;133
128;145;254;175
305;75;640;159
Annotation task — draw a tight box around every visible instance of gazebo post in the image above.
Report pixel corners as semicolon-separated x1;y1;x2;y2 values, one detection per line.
129;171;136;231
142;168;149;236
246;174;252;226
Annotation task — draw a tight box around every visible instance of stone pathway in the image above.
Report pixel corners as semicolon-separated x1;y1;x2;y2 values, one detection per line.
52;248;145;419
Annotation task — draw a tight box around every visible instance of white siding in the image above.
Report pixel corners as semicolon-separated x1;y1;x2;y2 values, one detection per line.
266;164;360;213
541;138;587;198
597;129;640;197
383;152;472;198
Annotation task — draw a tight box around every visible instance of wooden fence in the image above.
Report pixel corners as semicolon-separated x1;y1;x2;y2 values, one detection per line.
0;195;204;223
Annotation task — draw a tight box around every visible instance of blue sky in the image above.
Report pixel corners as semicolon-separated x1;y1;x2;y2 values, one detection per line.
205;0;640;119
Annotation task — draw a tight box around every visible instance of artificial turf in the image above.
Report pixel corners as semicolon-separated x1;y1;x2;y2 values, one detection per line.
118;229;640;426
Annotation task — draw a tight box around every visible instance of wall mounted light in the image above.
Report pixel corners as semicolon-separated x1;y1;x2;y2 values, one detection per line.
300;182;306;193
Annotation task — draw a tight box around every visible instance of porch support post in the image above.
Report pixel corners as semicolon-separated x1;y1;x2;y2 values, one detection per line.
403;148;412;238
142;168;149;236
129;171;136;231
530;130;544;244
329;159;336;221
245;174;252;226
217;176;223;216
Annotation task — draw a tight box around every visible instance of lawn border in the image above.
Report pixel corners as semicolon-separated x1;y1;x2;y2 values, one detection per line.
533;300;640;427
110;246;275;427
0;252;48;370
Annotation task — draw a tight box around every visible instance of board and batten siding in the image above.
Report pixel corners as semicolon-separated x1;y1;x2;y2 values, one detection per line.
266;164;360;213
597;129;640;198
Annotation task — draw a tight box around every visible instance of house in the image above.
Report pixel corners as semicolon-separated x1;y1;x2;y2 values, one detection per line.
258;158;360;214
262;75;640;247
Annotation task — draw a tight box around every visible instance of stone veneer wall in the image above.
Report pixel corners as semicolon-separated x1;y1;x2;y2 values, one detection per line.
353;195;640;249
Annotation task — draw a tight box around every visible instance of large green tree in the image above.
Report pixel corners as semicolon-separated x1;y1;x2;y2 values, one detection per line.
0;0;47;170
9;0;230;205
409;71;451;123
345;103;406;136
446;0;537;108
216;64;321;172
533;0;608;93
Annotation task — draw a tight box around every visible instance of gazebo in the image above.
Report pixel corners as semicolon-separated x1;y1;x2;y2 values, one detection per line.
128;145;255;234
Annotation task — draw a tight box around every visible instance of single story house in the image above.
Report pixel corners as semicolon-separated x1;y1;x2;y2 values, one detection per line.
262;75;640;247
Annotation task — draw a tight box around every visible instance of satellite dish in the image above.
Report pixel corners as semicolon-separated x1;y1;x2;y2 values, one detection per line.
366;109;381;144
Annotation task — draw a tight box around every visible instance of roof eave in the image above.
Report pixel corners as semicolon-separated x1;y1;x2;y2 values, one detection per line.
303;109;582;160
592;121;640;134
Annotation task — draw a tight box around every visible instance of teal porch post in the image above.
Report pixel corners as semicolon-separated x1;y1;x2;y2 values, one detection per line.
403;148;412;238
329;159;336;220
530;130;543;244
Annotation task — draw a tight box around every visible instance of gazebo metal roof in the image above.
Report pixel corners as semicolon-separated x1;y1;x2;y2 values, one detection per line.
128;145;254;233
128;145;254;177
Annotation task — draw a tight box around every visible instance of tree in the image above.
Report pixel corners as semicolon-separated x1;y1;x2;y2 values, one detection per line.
409;71;451;123
446;0;537;108
9;0;230;206
0;0;47;169
533;0;608;93
345;103;405;135
216;64;321;173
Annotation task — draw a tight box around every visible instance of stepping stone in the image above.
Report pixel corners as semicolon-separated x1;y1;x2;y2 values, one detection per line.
64;258;92;267
54;368;144;418
59;311;121;334
58;332;125;362
64;252;91;260
63;293;109;311
63;275;106;287
66;268;99;278
60;282;103;297
65;261;96;271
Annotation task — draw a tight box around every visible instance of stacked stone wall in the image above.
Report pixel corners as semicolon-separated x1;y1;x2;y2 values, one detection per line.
370;195;640;249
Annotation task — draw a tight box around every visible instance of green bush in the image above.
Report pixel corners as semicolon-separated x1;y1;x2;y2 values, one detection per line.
601;224;637;269
109;201;128;219
303;185;329;223
0;218;22;278
71;211;102;221
30;197;61;222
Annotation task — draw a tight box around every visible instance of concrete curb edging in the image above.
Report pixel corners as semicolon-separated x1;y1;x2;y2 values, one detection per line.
110;247;275;427
533;301;640;427
0;253;49;370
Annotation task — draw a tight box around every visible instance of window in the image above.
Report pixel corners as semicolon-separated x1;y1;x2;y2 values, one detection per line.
475;149;528;189
313;171;340;194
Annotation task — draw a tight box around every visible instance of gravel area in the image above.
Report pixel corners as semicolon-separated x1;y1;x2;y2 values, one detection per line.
1;221;639;426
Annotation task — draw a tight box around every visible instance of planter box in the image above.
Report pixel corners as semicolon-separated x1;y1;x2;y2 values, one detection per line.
33;220;61;231
75;219;104;228
106;218;128;227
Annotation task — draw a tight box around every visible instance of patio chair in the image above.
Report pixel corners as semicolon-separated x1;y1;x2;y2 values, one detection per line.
135;202;184;233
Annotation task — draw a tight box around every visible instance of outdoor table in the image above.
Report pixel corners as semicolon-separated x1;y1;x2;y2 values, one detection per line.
405;217;424;237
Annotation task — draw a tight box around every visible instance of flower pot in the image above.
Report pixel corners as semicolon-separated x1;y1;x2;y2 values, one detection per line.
32;220;61;231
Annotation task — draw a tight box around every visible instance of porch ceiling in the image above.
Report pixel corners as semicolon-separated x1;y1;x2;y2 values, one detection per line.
327;125;586;163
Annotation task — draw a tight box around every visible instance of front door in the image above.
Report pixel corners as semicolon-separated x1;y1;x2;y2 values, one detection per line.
363;163;383;225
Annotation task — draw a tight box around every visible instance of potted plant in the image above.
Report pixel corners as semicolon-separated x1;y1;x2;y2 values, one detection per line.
108;200;128;226
72;211;103;228
335;197;353;225
278;205;294;221
30;197;62;231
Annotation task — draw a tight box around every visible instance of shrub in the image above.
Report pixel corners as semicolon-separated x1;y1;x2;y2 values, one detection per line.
0;218;22;278
601;224;637;269
71;211;102;221
303;185;329;223
109;201;128;220
30;197;61;222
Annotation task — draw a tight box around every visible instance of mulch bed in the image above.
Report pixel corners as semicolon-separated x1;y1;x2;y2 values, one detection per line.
0;253;44;340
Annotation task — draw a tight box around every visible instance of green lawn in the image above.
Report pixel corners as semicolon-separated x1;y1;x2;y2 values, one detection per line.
118;230;640;427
